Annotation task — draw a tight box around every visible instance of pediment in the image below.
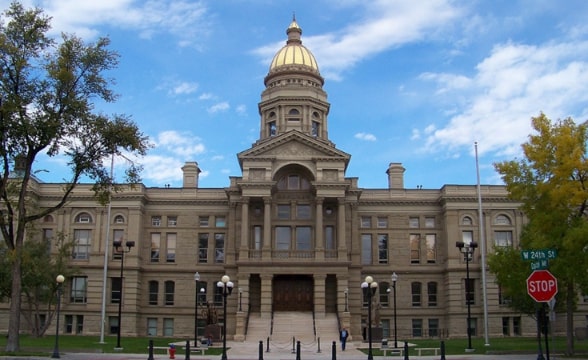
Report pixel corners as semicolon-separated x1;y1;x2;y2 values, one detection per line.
238;131;350;164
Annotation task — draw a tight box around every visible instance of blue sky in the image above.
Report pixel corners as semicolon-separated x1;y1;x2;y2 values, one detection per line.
11;0;588;189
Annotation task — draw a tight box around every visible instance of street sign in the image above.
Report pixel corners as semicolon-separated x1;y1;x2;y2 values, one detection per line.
530;259;549;270
521;249;557;261
527;270;558;302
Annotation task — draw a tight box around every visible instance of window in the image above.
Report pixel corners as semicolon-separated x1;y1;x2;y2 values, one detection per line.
277;205;290;220
114;215;125;224
71;277;87;303
215;233;225;263
494;231;513;247
149;281;158;305
296;204;311;220
495;214;512;225
410;234;420;263
513;317;521;335
276;174;310;190
44;215;54;223
379;282;390;307
113;229;124;260
65;315;83;334
381;319;390;338
428;318;439;337
269;121;276;136
468;318;478;336
215;216;226;227
325;226;335;251
295;227;311;250
165;281;175;306
502;317;510;336
163;318;174;336
411;282;422;306
462;230;473;245
109;317;119;335
147;318;158;336
166;233;176;263
361;216;372;228
65;315;73;334
167;216;177;227
378;234;388;264
311;121;319;136
412;319;423;337
111;277;121;304
199;216;209;227
427;282;438;306
197;282;207;304
409;217;419;228
43;229;53;252
462;216;473;225
75;213;92;223
425;217;435;228
253;226;262;251
151;233;161;262
275;226;291;250
425;234;436;263
377;217;388;228
361;234;372;265
465;279;475;305
151;216;161;227
214;283;223;306
199;234;209;262
498;285;512;305
72;229;91;260
288;175;299;188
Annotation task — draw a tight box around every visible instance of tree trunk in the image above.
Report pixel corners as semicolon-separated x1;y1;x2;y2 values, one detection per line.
566;283;575;356
6;255;23;352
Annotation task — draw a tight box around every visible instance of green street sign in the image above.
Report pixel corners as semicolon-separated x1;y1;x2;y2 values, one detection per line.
530;259;549;270
521;249;558;261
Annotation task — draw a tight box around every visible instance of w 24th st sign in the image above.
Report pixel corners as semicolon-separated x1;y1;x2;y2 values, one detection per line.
527;270;558;302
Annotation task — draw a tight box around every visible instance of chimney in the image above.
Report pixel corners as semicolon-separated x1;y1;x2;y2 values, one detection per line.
386;163;405;189
182;162;201;188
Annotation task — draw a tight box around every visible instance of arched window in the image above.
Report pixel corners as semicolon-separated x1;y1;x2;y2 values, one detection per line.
75;212;92;223
43;215;54;223
495;214;512;225
114;215;125;224
461;216;473;225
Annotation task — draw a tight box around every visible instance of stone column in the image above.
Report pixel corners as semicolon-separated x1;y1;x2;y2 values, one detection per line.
239;197;250;259
337;198;347;259
260;274;273;318
315;198;324;260
314;274;326;316
262;197;272;260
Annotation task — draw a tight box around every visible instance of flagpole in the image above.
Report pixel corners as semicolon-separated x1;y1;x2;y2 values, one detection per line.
99;153;114;343
475;142;490;346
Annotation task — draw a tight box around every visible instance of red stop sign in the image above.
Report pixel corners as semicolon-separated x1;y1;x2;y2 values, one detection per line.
527;270;558;302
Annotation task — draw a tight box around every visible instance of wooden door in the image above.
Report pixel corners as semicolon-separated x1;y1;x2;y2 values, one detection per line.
273;275;313;311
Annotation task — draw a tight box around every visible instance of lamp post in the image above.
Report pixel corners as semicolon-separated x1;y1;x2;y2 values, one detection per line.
391;272;398;348
113;240;135;350
239;287;242;312
361;276;378;360
51;275;65;359
456;241;478;352
344;288;349;312
194;272;200;348
217;275;234;360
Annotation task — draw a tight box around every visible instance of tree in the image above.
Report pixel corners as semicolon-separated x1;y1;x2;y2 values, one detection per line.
0;2;149;352
494;113;588;356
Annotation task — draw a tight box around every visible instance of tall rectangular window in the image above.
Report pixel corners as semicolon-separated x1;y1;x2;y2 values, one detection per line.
113;229;124;260
296;204;311;219
425;234;436;263
427;282;438;306
71;276;87;303
275;227;291;250
111;277;121;304
163;318;174;336
295;226;311;250
361;234;372;265
277;205;290;219
465;279;475;305
325;226;335;250
165;281;175;306
109;317;119;335
166;233;176;263
378;234;388;264
215;233;225;263
410;234;420;263
412;319;423;337
502;317;510;336
149;281;158;305
147;318;157;336
411;282;422;306
428;318;439;337
494;231;513;247
253;226;262;250
65;315;73;334
513;317;521;335
73;230;91;260
198;233;209;263
43;229;53;253
151;233;160;262
462;230;473;245
379;283;390;307
76;315;83;334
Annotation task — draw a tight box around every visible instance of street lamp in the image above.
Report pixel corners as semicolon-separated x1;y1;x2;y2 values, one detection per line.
113;240;135;350
217;275;234;360
456;241;478;352
194;272;200;348
391;272;398;348
361;276;378;360
344;288;349;312
51;274;65;359
239;287;243;312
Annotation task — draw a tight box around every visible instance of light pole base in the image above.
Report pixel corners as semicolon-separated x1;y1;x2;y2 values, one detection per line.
114;347;124;352
465;348;476;353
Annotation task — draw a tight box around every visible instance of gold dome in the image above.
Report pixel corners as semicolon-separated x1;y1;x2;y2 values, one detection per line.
269;18;319;72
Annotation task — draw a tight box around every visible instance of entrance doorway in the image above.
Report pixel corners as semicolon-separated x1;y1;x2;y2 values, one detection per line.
273;275;313;311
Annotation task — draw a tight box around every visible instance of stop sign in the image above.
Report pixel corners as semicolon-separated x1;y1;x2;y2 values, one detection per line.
527;270;558;302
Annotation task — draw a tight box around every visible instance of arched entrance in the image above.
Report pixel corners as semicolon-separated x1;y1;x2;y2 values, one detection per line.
273;275;313;311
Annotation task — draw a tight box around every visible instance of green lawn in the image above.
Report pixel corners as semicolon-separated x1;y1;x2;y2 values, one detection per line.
0;334;587;357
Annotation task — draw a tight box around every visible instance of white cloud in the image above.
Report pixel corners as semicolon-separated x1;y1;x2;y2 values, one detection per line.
154;130;206;157
171;82;198;96
235;104;247;115
199;93;215;100
420;39;588;157
208;102;229;114
355;132;377;141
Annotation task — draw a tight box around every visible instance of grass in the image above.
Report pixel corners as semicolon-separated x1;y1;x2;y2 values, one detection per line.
1;334;587;357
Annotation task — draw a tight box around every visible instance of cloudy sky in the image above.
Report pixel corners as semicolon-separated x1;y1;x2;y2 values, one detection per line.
10;0;588;189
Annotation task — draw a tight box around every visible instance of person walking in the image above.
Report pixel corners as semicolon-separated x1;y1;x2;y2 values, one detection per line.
340;328;349;351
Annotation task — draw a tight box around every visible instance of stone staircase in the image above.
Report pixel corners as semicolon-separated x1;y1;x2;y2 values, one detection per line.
246;314;271;341
315;313;340;344
271;311;315;342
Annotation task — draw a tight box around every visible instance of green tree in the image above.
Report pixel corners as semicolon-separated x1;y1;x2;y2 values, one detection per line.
494;113;588;355
0;1;149;351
